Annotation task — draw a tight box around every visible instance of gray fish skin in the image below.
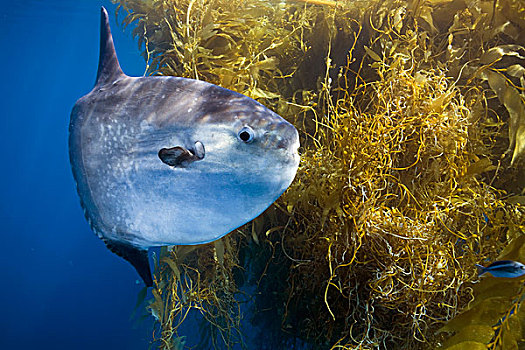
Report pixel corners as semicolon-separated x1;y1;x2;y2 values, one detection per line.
475;260;525;278
69;7;299;286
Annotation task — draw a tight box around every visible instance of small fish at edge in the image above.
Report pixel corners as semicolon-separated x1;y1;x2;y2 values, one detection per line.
475;260;525;278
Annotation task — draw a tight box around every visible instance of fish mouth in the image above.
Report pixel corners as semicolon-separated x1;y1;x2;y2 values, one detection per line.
264;121;300;154
279;145;300;167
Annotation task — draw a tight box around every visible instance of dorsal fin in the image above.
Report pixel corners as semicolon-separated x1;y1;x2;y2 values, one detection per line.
95;7;125;86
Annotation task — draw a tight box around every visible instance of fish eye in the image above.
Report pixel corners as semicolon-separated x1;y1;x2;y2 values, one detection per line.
238;126;255;143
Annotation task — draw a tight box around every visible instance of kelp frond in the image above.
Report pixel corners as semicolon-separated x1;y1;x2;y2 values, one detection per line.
113;0;525;348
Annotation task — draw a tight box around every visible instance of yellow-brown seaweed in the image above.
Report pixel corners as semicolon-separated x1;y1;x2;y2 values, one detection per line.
114;0;525;348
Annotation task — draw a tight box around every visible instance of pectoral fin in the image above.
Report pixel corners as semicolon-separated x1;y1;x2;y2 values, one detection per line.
158;141;205;167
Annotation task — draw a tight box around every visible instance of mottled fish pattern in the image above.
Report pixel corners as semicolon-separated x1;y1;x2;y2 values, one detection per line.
69;7;300;286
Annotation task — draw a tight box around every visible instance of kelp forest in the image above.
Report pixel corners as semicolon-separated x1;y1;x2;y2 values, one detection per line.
112;0;525;348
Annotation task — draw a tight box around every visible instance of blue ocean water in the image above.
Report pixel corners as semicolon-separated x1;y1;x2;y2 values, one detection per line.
0;1;155;348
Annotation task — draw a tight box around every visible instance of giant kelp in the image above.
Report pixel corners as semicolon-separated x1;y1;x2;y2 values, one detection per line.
113;0;525;349
147;240;247;349
437;235;525;349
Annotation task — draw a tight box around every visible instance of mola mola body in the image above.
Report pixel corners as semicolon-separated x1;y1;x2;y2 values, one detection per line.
69;7;300;286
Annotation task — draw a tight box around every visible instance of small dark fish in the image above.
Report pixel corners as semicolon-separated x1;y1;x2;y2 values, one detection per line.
475;260;525;278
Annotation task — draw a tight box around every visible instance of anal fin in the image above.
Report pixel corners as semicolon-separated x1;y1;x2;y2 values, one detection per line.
104;239;153;287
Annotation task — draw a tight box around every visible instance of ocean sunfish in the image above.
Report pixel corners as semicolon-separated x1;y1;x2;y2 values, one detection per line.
69;7;300;286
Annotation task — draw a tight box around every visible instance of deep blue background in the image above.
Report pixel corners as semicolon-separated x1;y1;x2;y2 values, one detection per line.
0;1;155;348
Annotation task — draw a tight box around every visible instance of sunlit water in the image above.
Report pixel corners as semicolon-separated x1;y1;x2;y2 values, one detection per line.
0;1;153;348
